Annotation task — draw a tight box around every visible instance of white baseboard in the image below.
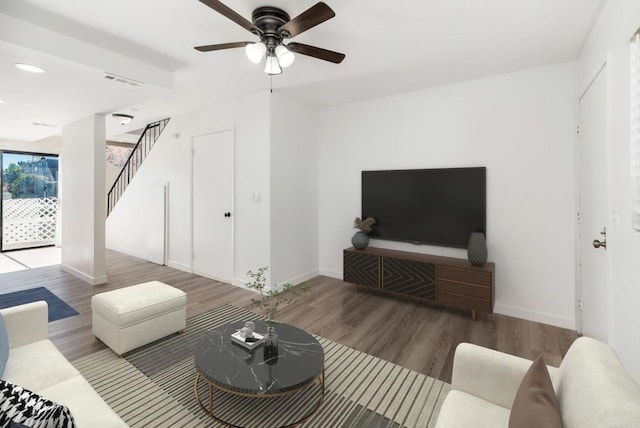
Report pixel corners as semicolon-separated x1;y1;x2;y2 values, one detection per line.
167;260;191;273
318;268;342;279
231;270;318;292
268;269;318;292
283;269;318;286
60;264;107;285
106;245;147;261
232;278;247;288
494;302;575;330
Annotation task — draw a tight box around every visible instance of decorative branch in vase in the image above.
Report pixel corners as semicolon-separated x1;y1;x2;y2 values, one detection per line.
246;266;310;360
352;217;376;249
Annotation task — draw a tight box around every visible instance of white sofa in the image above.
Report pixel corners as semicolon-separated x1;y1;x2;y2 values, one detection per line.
435;337;640;427
1;301;127;427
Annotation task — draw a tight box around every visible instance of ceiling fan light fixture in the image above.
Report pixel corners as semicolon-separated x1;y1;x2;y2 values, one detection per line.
275;45;295;68
264;55;282;75
245;42;267;63
112;113;134;125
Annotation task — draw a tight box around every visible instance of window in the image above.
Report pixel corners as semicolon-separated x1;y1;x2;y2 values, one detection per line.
631;29;640;230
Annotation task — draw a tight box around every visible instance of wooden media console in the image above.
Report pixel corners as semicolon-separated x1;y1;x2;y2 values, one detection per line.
343;247;495;319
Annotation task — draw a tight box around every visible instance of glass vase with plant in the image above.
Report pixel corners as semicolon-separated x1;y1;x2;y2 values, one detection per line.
246;266;310;360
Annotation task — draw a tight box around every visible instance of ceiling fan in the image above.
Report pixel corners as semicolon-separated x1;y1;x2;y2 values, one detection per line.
194;0;345;75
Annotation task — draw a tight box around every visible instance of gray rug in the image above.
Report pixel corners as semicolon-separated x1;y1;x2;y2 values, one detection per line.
72;304;449;427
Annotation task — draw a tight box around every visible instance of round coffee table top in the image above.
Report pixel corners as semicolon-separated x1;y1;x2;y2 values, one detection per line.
194;321;324;395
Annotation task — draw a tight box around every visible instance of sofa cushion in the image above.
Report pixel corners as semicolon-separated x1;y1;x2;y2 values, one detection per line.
38;375;127;428
435;390;510;428
3;341;79;392
0;314;8;376
556;337;640;428
0;380;76;428
509;355;562;428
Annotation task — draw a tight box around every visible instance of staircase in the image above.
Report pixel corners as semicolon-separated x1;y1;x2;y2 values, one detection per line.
107;118;170;216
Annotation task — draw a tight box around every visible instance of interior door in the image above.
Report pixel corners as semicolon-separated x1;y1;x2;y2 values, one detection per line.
577;64;610;342
192;130;234;282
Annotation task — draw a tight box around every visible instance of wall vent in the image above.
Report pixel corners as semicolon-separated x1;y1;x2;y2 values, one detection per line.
102;72;143;87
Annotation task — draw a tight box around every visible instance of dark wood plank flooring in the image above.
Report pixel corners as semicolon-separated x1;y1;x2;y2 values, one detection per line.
0;250;579;383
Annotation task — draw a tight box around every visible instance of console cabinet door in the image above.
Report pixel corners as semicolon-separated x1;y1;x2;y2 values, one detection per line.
343;250;380;288
382;257;436;300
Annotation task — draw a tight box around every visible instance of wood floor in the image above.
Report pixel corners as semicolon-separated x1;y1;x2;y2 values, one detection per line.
0;250;579;383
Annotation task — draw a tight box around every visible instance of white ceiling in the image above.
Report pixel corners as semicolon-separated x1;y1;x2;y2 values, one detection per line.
0;0;603;142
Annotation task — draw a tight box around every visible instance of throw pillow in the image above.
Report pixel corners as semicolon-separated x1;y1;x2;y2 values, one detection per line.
0;314;8;376
509;355;563;428
0;380;76;428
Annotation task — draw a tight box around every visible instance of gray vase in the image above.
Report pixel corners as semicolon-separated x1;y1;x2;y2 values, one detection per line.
351;231;369;250
467;232;487;266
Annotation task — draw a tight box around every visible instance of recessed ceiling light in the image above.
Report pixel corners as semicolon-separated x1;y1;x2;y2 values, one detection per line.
14;63;46;73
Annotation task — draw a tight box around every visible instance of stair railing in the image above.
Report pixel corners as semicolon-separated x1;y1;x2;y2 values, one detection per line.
107;118;170;216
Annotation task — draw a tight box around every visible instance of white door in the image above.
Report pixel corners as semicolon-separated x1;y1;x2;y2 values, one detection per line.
192;130;234;282
577;64;610;341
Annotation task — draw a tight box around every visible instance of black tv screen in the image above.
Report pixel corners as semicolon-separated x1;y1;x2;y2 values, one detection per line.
361;167;486;248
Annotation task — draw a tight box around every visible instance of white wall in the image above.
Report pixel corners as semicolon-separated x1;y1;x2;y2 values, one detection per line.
269;92;319;287
578;0;640;381
105;166;119;193
60;114;106;284
106;91;271;286
318;62;577;328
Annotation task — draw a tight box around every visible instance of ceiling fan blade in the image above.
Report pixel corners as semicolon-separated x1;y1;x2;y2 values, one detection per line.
199;0;262;35
278;2;335;38
194;42;251;52
287;42;345;64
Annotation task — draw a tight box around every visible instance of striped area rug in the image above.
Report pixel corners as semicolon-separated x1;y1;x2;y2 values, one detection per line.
72;305;449;427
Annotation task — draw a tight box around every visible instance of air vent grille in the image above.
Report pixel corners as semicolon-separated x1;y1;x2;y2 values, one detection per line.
102;72;143;87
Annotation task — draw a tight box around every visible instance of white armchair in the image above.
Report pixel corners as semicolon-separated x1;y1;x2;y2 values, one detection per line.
435;337;640;428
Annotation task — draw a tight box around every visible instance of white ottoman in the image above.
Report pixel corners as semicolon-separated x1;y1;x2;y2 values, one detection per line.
91;281;187;356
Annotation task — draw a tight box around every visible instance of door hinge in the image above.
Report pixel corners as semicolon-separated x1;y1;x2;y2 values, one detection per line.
576;124;581;136
577;211;581;223
578;299;583;311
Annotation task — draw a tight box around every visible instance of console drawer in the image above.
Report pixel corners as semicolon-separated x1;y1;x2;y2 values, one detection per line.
439;279;491;300
439;291;492;313
438;266;491;286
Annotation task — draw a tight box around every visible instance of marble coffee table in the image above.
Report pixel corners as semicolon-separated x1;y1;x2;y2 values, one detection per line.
194;320;325;427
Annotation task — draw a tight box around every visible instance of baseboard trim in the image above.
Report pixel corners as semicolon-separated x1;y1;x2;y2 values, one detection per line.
60;264;107;285
284;269;318;286
105;245;147;261
232;278;247;288
167;260;191;273
318;268;342;279
494;302;575;330
231;270;318;292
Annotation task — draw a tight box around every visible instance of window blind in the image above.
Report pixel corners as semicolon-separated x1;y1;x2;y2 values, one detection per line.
631;30;640;230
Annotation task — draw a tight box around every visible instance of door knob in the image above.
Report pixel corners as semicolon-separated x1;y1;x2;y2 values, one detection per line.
592;227;606;249
224;212;231;218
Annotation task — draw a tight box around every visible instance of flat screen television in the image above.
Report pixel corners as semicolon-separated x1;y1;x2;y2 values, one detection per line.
361;167;486;248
